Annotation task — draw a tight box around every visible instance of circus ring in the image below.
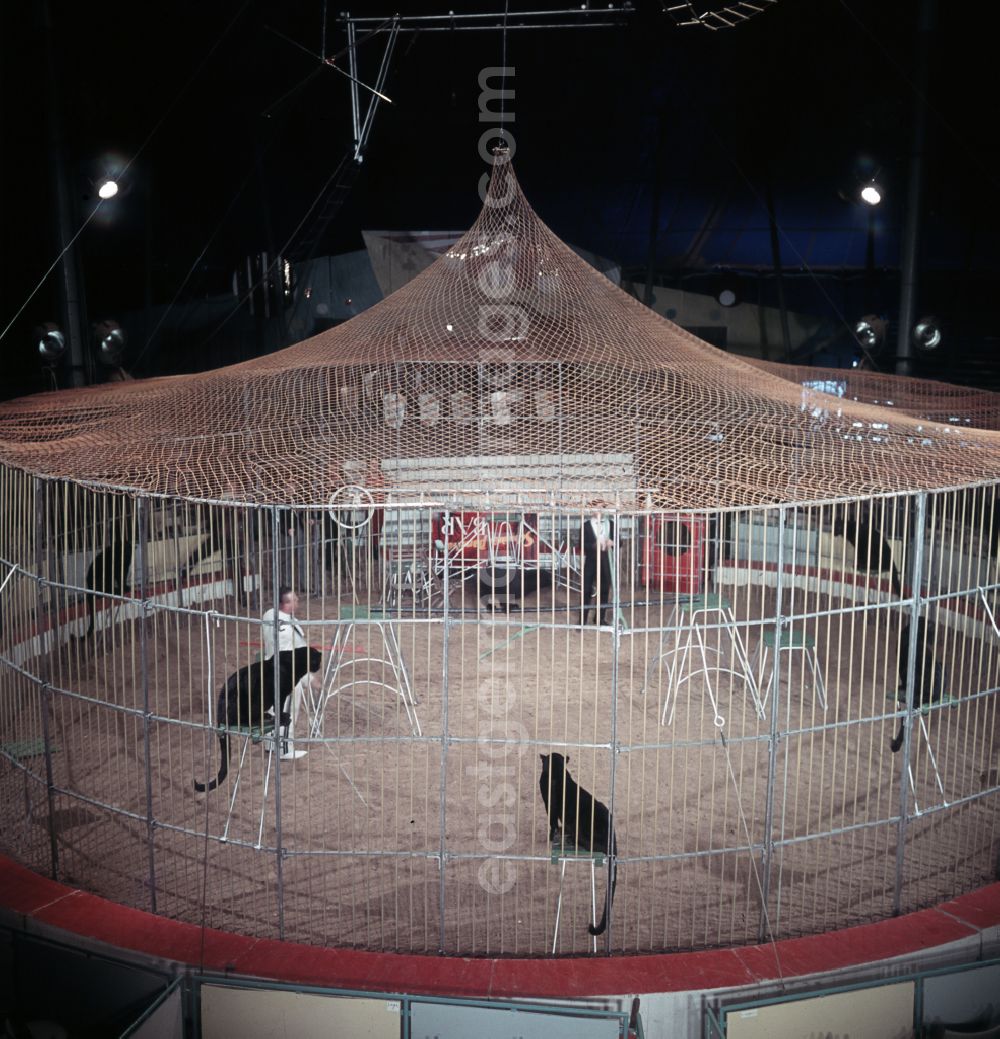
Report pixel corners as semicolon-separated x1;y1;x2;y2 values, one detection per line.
1;473;999;976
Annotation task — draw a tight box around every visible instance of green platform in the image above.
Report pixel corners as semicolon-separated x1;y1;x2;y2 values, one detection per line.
550;839;607;865
761;629;816;650
1;739;55;760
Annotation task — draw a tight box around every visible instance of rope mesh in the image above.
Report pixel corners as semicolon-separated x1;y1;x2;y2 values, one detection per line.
1;154;999;506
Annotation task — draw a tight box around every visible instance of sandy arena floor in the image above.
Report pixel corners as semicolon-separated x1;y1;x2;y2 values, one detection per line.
2;569;998;958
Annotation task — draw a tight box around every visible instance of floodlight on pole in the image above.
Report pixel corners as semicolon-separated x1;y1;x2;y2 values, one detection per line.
912;315;942;352
94;319;125;365
853;314;886;351
35;322;66;363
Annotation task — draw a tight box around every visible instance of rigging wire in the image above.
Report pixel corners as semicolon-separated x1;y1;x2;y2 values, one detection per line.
196;150;355;351
201;17;402;352
0;1;252;350
667;68;880;364
0;204;103;348
262;18;395;118
130;164;257;371
835;0;999;193
630;4;949;367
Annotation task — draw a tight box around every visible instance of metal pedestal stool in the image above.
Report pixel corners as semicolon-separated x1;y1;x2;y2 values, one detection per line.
550;842;606;954
644;593;763;728
890;692;958;814
753;628;827;713
309;606;421;737
216;720;276;850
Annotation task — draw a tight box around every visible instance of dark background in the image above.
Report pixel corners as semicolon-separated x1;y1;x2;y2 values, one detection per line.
1;0;996;398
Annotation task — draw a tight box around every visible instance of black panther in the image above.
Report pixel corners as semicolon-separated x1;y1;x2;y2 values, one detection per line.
194;645;321;792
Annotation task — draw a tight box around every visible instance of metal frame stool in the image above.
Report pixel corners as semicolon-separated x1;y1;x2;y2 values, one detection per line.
309;605;421;737
643;593;764;728
753;628;827;713
217;720;276;849
889;691;958;814
550;841;605;954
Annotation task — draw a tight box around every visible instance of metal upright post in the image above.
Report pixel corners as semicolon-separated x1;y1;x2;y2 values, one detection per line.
894;491;927;913
136;497;158;913
270;505;285;939
33;479;60;881
438;508;451;952
758;505;785;942
603;508;623;953
355;19;398;161
346;15;361;153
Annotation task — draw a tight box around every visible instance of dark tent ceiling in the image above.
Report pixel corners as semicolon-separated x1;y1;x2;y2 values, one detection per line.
1;0;996;395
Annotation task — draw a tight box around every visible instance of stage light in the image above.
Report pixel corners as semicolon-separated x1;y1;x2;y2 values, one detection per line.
717;287;738;307
853;315;886;350
35;322;66;362
97;178;119;200
912;316;942;352
94;319;125;365
860;182;882;206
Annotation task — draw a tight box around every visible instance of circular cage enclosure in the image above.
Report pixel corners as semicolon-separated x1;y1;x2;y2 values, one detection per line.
1;157;999;957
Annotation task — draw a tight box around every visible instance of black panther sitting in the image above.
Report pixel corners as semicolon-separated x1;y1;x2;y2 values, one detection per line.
833;509;901;595
890;618;945;753
194;645;321;792
539;752;618;936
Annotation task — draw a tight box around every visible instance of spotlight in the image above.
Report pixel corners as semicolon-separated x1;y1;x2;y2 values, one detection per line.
35;322;66;363
912;316;942;352
853;315;886;351
94;319;125;365
711;273;741;307
97;178;119;200
859;182;882;206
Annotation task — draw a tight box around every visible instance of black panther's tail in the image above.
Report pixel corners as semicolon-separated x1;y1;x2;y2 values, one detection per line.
194;734;229;792
588;860;617;936
83;594;94;638
890;720;906;753
891;661;945;753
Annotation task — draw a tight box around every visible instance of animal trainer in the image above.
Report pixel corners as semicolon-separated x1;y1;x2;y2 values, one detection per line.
194;587;323;793
261;586;323;760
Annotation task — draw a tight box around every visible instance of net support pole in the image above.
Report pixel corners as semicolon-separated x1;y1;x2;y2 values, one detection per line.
894;0;934;377
135;497;158;913
758;505;786;942
765;178;793;362
894;491;928;913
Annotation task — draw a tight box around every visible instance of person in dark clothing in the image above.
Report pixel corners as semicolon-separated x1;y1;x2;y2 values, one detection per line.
581;506;615;626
